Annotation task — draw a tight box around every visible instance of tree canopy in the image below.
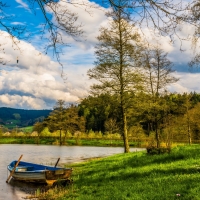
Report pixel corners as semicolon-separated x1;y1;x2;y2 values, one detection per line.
1;0;200;58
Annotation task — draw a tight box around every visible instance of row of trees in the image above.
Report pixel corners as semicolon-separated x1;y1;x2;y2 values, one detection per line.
33;92;200;149
80;93;200;144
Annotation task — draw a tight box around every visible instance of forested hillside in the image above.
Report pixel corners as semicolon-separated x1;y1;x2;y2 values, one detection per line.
0;107;51;128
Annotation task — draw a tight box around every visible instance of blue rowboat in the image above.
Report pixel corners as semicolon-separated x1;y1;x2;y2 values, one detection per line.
7;160;72;185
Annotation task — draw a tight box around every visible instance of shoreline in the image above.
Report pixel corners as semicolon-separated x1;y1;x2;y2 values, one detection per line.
0;136;146;148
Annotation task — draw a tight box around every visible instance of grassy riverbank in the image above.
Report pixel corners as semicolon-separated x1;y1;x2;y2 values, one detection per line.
0;136;143;147
38;145;200;200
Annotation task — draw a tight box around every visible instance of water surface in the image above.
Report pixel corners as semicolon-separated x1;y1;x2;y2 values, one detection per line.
0;144;145;200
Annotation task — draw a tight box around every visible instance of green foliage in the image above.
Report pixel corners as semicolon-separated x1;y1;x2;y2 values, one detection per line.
87;130;96;138
65;131;72;138
20;126;33;133
146;146;171;155
13;113;21;120
46;100;85;134
32;100;86;145
95;131;103;138
104;118;119;134
33;122;45;135
79;94;119;133
46;100;67;133
103;133;121;139
41;127;51;136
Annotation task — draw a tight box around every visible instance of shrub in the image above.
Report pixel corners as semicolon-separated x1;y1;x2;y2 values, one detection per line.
88;130;95;138
146;146;171;155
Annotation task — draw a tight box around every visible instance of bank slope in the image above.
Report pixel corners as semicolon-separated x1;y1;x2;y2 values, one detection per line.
41;145;200;200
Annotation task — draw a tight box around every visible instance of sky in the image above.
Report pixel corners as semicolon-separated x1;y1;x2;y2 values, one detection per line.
0;0;200;110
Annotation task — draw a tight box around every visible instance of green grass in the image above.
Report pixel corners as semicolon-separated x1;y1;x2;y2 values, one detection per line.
19;126;33;133
0;138;17;144
0;137;141;147
0;137;56;144
4;119;21;129
0;137;37;144
66;138;140;147
39;145;200;200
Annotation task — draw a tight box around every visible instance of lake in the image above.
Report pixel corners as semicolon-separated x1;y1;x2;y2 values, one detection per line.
0;144;145;200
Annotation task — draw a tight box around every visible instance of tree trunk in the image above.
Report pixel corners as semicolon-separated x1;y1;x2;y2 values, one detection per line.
187;121;192;145
59;129;62;146
155;122;160;148
186;105;192;145
122;109;130;153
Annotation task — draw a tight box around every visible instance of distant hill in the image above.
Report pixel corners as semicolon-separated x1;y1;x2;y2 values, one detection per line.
0;107;52;129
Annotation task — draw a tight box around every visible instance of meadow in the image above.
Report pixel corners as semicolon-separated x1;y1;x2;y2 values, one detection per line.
36;145;200;200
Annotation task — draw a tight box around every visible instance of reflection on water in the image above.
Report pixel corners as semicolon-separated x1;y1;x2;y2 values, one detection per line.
0;144;145;199
9;179;47;199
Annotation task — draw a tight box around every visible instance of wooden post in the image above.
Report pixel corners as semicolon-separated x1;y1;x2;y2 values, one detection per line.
54;158;60;168
6;155;23;183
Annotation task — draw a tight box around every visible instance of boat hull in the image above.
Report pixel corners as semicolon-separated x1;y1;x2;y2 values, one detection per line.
10;171;46;183
7;160;72;185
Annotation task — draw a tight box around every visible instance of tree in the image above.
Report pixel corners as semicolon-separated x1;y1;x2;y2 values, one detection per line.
108;0;196;43
13;113;21;121
33;121;45;136
88;7;143;153
140;46;178;147
44;100;85;145
188;102;200;141
0;1;23;59
29;0;84;60
62;104;85;143
44;99;67;145
108;0;200;66
79;93;119;133
0;0;85;64
184;94;193;145
142;46;178;96
175;93;196;145
104;118;119;134
1;1;197;59
33;121;45;143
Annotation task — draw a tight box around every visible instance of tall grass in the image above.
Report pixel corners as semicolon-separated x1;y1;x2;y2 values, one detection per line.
39;145;200;200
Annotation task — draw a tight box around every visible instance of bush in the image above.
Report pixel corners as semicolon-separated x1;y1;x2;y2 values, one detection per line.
146;146;171;155
87;130;96;138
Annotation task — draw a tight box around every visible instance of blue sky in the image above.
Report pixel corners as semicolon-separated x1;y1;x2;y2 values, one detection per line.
0;0;199;110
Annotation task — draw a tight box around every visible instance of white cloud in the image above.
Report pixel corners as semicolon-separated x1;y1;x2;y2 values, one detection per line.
11;22;26;25
15;0;30;11
47;0;109;50
0;30;91;109
1;0;200;110
173;72;200;93
0;94;46;109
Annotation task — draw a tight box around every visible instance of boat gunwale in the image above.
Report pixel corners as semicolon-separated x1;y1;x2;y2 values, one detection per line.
8;160;72;172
